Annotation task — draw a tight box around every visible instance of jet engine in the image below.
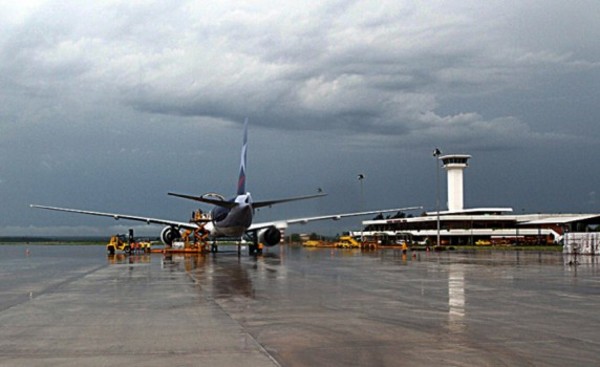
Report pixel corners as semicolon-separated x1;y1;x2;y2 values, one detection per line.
258;226;281;247
160;226;181;246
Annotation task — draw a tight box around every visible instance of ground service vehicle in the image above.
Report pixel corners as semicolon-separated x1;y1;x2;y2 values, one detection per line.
106;229;151;255
334;236;361;248
107;234;130;255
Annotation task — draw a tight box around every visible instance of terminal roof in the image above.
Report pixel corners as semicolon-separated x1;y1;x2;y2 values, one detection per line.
424;207;513;216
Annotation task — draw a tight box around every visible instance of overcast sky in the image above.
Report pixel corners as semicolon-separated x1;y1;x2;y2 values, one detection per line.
1;0;598;237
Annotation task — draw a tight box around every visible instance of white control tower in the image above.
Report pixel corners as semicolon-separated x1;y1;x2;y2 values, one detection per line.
440;154;471;212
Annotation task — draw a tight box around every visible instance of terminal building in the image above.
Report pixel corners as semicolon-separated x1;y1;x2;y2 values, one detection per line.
354;154;600;246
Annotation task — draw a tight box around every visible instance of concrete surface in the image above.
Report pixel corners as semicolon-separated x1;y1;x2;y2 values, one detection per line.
1;245;599;366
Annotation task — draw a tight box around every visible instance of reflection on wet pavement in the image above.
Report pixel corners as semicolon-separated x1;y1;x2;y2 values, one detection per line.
145;247;600;366
2;245;599;366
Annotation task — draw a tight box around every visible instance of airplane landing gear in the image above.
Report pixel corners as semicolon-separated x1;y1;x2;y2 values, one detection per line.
249;243;258;255
247;232;263;256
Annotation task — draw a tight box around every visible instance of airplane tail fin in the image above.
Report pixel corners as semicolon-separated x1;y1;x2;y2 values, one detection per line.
237;118;248;195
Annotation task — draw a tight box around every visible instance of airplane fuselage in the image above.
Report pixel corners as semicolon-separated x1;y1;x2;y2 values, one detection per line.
209;193;254;238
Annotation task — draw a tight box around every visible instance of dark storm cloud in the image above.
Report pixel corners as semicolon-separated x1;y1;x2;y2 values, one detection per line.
110;1;598;148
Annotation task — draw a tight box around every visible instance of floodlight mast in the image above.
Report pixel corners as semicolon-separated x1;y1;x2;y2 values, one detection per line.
433;148;442;246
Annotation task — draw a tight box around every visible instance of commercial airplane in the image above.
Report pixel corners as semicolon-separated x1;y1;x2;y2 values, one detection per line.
32;119;420;254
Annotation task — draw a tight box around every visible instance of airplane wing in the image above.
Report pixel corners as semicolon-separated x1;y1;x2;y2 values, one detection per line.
30;205;202;230
248;206;423;231
167;193;238;209
168;191;327;209
252;192;328;209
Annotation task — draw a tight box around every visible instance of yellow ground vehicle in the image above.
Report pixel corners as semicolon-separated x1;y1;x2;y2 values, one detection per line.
303;240;323;247
133;241;152;253
107;234;130;255
106;229;151;255
334;236;361;248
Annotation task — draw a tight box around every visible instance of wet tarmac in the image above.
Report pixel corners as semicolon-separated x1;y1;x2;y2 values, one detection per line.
1;245;599;366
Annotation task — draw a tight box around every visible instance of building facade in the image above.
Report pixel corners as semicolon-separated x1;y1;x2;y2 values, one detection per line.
353;154;600;246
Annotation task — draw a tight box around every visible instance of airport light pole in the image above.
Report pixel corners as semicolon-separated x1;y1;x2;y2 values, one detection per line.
357;173;365;211
433;148;442;247
358;173;365;244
